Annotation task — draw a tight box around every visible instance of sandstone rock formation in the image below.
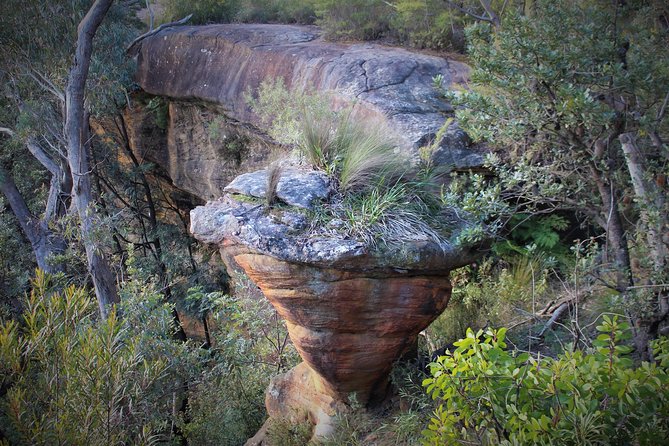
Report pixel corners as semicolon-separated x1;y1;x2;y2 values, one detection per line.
133;22;486;441
133;24;484;202
190;168;481;440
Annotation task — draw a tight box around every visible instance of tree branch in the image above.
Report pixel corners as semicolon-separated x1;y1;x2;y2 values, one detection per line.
657;90;669;123
126;14;192;55
0;127;16;137
443;0;492;23
26;138;61;176
27;70;65;103
0;166;38;246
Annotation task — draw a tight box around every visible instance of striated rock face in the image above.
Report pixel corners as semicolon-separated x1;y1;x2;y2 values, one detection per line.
190;172;480;437
134;24;483;186
230;247;453;402
124;100;285;201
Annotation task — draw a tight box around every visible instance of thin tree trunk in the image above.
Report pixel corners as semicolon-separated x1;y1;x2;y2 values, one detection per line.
0;166;65;273
620;133;669;359
65;0;118;319
590;164;633;291
588;162;658;359
619;133;667;274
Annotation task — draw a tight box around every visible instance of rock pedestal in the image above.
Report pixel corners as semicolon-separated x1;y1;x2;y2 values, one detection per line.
190;176;480;439
227;243;452;404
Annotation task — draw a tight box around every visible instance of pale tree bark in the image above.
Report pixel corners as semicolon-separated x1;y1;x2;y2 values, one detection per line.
0;129;67;273
65;0;119;319
0;167;66;273
620;132;669;359
620;132;667;274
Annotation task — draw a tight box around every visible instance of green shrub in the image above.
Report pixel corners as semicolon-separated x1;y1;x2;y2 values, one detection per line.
246;77;333;146
0;271;181;445
236;0;316;24
390;0;466;51
423;318;669;445
266;417;313;446
180;276;299;445
314;0;392;41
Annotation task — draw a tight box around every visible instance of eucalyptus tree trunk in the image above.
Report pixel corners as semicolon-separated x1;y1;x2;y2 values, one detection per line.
0;166;65;273
65;0;119;319
620;133;667;274
620;132;669;359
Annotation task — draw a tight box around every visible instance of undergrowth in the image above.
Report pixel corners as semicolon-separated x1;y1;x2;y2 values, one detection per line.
423;321;669;445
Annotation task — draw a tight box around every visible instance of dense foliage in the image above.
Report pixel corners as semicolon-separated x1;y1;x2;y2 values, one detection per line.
423;321;669;445
2;1;669;444
0;272;184;444
450;0;669;359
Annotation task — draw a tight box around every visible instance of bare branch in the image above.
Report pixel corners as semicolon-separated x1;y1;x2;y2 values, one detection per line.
0;127;16;137
26;138;61;176
500;0;510;17
381;1;399;10
657;90;669;123
27;70;65;103
42;136;67;161
145;0;154;30
126;14;193;55
44;175;62;222
0;165;38;245
443;0;492;23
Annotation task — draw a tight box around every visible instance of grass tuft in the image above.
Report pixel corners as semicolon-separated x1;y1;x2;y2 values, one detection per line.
265;163;283;207
299;110;411;193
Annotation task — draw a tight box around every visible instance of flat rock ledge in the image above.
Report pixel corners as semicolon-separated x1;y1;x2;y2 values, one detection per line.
190;194;477;272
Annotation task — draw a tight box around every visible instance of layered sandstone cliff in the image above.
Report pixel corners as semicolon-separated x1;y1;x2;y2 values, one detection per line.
133;24;485;441
133;24;483;201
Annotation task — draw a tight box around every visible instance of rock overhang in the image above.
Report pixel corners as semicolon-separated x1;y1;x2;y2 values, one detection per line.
135;23;483;169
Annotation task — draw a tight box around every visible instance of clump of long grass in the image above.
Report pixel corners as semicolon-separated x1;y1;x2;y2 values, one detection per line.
299;110;411;193
340;183;445;249
296;109;456;248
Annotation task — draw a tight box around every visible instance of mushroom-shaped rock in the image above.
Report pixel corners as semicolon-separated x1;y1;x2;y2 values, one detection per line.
190;168;481;438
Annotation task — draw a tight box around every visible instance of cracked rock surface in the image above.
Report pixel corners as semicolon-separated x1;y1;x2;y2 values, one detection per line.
135;24;483;168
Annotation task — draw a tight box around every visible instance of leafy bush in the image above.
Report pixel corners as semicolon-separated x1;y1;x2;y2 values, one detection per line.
266;418;313;445
162;0;240;24
236;0;316;24
0;272;187;445
390;0;466;51
423;318;669;445
246;78;333;146
180;276;299;445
